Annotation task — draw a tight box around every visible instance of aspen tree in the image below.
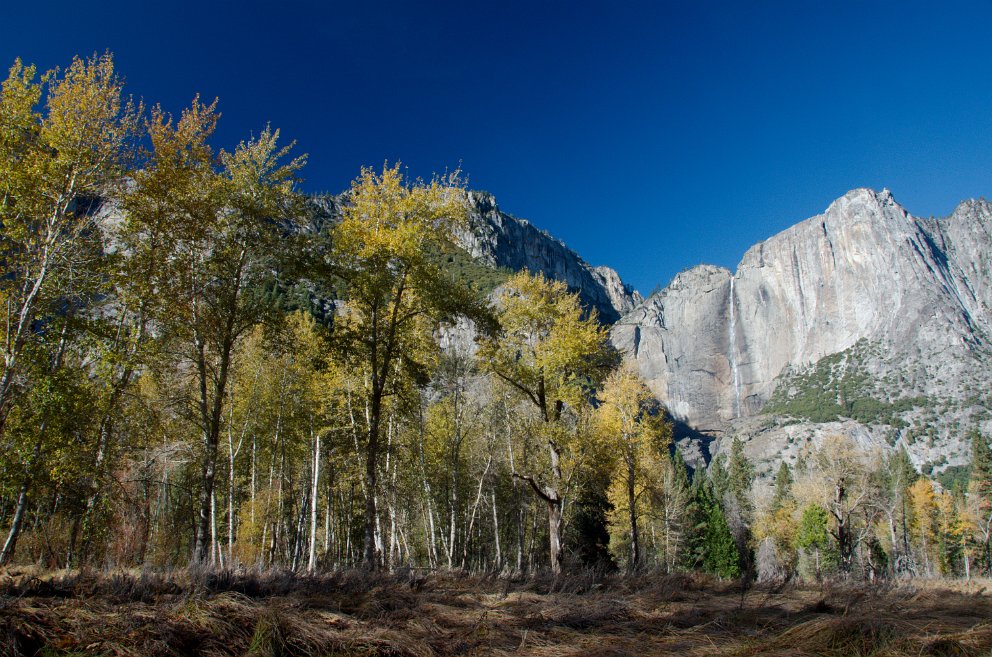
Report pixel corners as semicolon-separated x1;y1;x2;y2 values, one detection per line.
124;98;305;562
479;271;613;573
595;365;670;570
329;164;488;568
0;53;139;564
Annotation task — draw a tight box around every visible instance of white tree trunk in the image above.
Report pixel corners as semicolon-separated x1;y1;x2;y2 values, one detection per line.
308;431;320;572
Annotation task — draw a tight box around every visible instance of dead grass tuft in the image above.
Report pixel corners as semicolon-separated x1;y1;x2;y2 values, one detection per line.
0;569;989;656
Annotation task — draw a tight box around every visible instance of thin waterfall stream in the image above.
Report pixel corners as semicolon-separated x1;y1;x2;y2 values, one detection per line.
728;275;741;417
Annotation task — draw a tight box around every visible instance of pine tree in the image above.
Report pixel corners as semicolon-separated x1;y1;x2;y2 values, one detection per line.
935;490;962;576
657;448;692;571
968;431;992;573
727;436;755;518
702;497;741;578
795;504;834;579
709;454;729;502
684;478;740;578
770;461;793;512
971;431;992;501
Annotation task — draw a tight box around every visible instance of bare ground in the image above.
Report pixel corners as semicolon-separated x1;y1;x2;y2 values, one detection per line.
0;568;989;656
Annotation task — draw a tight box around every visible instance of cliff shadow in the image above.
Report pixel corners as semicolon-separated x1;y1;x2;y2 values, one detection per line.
670;418;715;472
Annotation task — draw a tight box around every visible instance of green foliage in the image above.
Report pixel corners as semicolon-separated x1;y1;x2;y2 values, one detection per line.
596;366;672;569
709;454;729;502
795;504;831;551
0;52;139;431
936;465;970;492
684;480;740;578
566;471;617;570
703;502;741;578
5;51;990;584
771;461;793;512
764;341;929;427
425;241;512;296
726;436;755;518
970;430;992;501
479;270;615;420
885;447;919;489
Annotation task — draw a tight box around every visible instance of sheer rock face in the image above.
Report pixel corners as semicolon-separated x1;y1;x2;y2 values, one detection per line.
611;264;736;431
455;191;642;322
612;189;992;439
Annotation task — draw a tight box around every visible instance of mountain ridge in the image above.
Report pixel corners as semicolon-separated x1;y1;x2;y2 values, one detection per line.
611;187;992;474
304;189;642;323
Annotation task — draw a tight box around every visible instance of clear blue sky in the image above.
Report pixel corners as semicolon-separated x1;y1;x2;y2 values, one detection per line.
4;1;991;294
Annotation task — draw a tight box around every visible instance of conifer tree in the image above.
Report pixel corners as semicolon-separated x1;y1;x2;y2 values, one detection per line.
795;504;833;579
684;478;740;577
710;454;729;502
727;437;755;518
702;497;741;578
935;489;962;576
653;447;692;571
770;461;793;512
968;431;992;573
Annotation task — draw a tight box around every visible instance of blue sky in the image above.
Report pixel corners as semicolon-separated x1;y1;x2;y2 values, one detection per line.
4;1;991;294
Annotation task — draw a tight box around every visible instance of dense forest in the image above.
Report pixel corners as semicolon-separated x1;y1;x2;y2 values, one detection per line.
1;52;991;582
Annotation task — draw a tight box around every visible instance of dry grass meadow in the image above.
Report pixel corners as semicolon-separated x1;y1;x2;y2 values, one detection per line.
0;568;989;656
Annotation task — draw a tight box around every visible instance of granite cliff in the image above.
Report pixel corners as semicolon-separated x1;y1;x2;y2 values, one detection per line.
611;188;992;474
454;191;641;322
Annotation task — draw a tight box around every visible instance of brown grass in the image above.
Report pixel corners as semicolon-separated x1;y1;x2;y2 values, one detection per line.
0;568;989;656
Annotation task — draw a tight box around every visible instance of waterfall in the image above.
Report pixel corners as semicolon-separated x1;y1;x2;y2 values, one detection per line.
728;275;741;418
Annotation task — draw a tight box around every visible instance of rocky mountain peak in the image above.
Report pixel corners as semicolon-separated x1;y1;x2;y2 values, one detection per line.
466;190;499;215
455;191;640;323
612;188;992;472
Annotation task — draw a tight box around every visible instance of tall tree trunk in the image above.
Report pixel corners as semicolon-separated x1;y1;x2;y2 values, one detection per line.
0;316;69;566
308;430;320;572
0;475;32;565
547;437;564;575
362;394;381;568
627;454;639;571
210;488;221;567
491;491;502;573
503;406;524;573
227;422;239;564
250;433;257;527
192;253;243;563
78;309;146;567
324;458;333;562
461;453;493;570
1;421;50;565
547;498;563;574
0;237;55;437
194;415;222;563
